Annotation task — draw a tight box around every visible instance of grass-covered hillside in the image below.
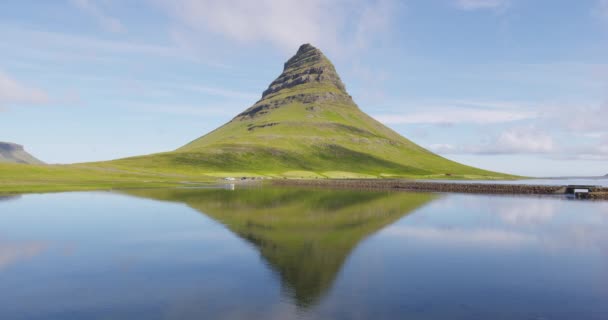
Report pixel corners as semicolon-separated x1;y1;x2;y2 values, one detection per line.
99;44;513;180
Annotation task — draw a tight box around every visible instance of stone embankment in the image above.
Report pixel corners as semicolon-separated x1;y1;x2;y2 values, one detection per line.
271;179;608;200
589;191;608;200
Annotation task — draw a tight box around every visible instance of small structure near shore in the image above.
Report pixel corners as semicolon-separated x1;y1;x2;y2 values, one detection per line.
565;185;593;199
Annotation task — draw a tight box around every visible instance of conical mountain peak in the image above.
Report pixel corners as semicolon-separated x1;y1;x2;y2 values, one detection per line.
281;43;331;75
235;44;352;120
261;43;347;99
169;44;507;180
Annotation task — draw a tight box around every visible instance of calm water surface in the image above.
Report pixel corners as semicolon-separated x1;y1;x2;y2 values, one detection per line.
0;187;607;319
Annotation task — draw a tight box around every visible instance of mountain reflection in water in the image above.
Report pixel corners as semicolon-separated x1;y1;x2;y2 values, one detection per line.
123;187;438;307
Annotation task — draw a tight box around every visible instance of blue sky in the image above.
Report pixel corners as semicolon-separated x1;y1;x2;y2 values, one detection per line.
1;0;607;177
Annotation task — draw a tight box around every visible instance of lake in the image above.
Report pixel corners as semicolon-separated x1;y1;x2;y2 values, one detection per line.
1;187;607;319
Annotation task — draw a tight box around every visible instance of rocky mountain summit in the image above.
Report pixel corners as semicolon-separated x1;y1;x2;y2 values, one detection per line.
262;43;347;97
236;43;353;120
0;142;43;164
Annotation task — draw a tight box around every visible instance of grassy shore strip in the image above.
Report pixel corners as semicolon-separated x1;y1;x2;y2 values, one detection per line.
0;160;513;195
271;179;608;199
0;163;215;194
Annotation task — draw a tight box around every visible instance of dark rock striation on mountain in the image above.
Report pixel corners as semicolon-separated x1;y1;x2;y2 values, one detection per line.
237;43;353;120
262;44;346;97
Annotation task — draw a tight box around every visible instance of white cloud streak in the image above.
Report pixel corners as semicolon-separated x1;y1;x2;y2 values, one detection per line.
180;85;259;101
490;126;556;154
454;0;509;11
70;0;125;33
0;26;196;64
374;108;535;125
128;103;239;117
430;126;556;155
407;97;608;160
432;131;608;161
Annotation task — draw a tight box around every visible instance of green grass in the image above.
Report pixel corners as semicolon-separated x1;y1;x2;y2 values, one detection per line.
97;98;518;180
0;162;214;194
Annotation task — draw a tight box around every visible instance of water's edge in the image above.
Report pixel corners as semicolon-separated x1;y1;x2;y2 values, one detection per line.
271;179;608;200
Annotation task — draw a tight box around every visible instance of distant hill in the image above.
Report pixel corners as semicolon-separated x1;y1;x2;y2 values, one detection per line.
102;44;511;179
0;142;44;164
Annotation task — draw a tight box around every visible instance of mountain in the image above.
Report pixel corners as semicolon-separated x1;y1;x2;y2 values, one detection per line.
0;142;43;164
105;44;510;179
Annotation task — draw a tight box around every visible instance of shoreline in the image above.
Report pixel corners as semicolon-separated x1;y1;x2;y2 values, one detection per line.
271;179;608;200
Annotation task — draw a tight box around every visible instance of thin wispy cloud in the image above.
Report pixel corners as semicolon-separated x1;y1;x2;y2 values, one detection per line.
598;0;608;19
128;103;239;117
383;95;607;161
0;26;202;64
374;108;535;125
454;0;510;11
180;85;259;101
559;101;608;132
0;69;49;109
483;126;556;154
430;126;555;155
157;0;398;55
556;135;608;161
70;0;125;33
431;128;608;161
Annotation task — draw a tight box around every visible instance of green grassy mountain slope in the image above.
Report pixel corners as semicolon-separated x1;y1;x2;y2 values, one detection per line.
101;44;512;179
0;142;44;164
